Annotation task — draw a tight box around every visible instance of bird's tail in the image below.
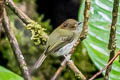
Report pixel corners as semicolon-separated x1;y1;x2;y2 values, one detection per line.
33;53;47;71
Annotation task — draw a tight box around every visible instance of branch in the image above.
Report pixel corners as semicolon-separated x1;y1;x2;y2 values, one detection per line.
5;0;31;24
65;41;86;80
80;0;90;40
5;0;48;45
67;60;86;80
0;0;4;19
2;8;31;80
89;50;120;80
51;53;86;80
104;0;119;79
51;59;67;80
0;0;4;39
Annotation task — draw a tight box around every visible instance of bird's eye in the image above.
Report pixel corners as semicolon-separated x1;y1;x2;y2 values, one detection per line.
71;26;75;28
63;23;68;27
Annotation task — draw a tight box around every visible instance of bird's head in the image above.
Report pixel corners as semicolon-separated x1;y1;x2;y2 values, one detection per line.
59;19;82;30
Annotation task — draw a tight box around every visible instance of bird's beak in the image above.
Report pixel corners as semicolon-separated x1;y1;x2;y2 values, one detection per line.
75;22;82;27
78;22;82;25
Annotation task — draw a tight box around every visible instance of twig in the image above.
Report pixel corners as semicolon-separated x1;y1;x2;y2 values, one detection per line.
80;0;90;40
67;60;86;80
0;0;4;38
51;53;86;80
104;0;119;79
0;0;4;19
66;41;86;80
5;0;31;24
51;59;67;80
2;8;31;80
51;0;90;79
89;50;120;80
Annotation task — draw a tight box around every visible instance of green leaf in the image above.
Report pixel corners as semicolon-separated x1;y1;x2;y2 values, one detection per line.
79;0;120;80
0;66;23;80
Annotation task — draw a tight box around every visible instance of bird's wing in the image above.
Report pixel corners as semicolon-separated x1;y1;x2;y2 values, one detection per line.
45;29;74;55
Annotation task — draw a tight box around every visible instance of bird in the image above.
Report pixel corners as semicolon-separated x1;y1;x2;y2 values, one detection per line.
32;19;82;71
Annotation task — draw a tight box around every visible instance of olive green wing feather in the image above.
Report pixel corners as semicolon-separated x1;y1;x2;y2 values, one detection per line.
46;29;74;54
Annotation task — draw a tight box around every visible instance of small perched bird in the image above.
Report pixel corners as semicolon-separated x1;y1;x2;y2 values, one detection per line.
33;19;82;71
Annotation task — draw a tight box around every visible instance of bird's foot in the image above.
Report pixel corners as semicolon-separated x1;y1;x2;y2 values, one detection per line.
64;54;72;61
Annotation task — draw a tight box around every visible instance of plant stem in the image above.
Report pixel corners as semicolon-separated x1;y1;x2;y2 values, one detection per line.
104;0;119;79
89;50;120;80
2;8;31;80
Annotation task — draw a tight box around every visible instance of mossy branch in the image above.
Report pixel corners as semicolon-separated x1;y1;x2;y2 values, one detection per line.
26;21;48;45
6;0;48;45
